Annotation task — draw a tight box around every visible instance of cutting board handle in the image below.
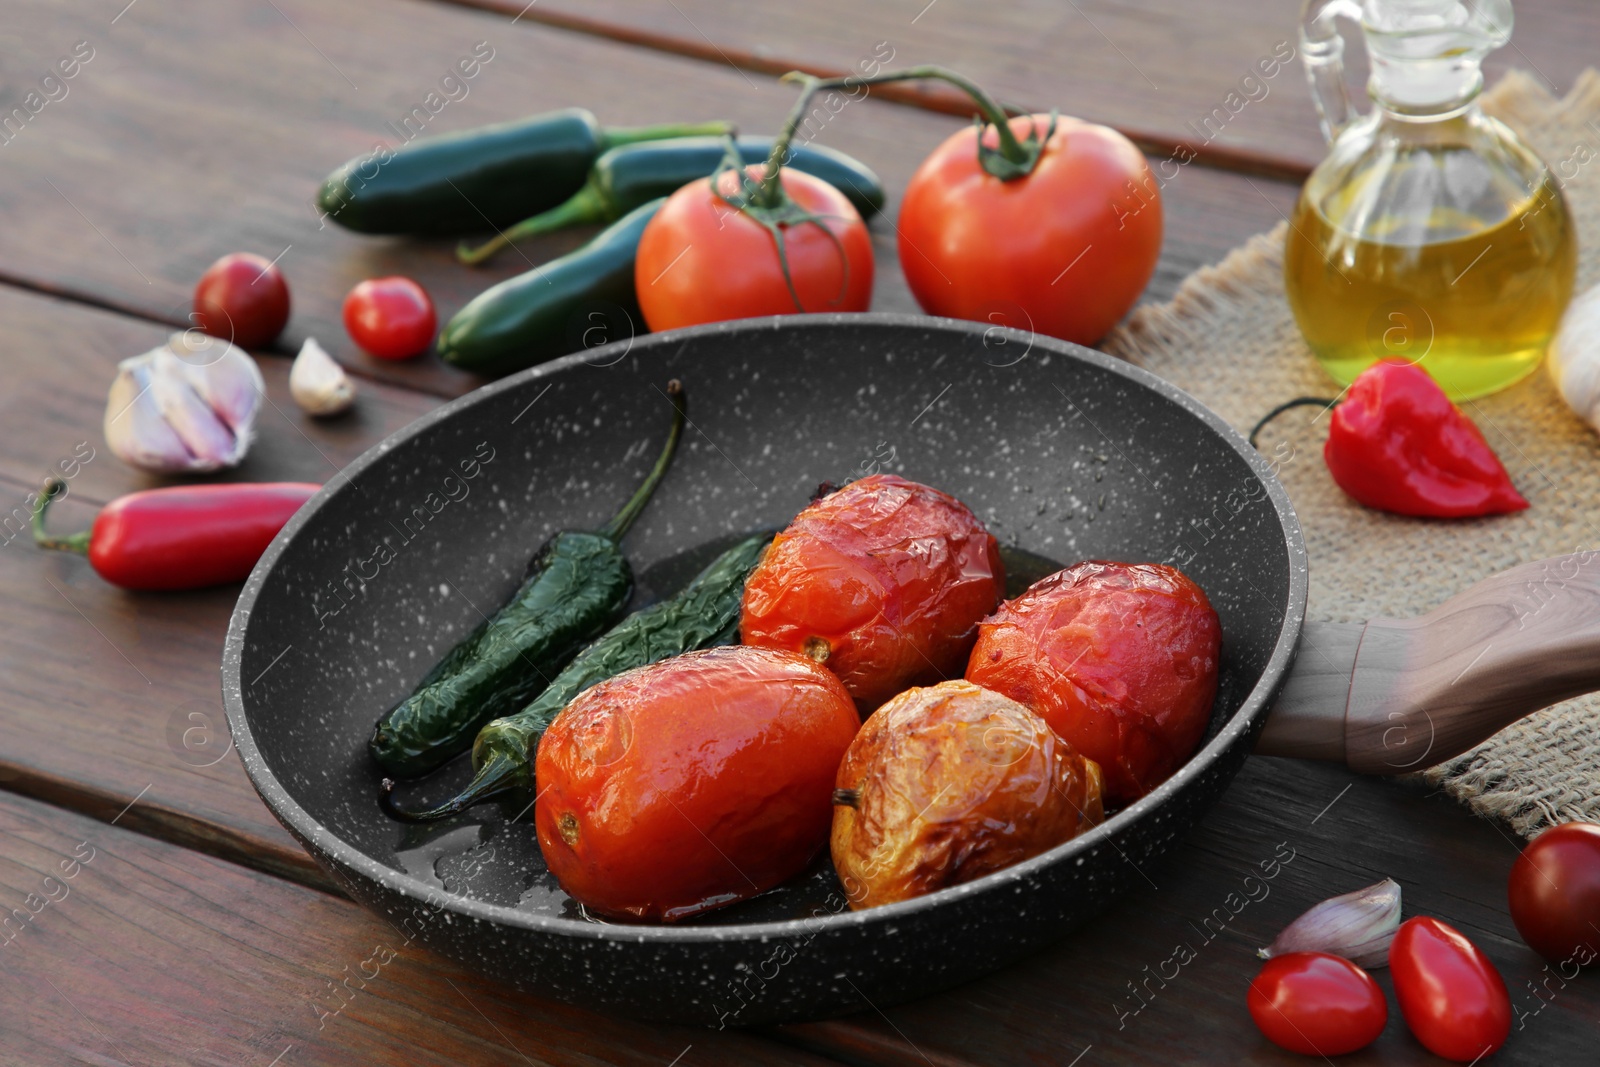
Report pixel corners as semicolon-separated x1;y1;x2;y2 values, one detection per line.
1256;553;1600;773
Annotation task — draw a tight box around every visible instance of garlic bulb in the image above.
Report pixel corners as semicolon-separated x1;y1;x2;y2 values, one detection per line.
289;337;355;416
1549;283;1600;432
1259;878;1402;968
104;331;264;472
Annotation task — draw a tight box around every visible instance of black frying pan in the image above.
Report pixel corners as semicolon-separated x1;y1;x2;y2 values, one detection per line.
223;313;1584;1026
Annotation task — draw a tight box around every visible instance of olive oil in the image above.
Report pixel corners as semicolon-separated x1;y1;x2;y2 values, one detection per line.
1285;171;1575;399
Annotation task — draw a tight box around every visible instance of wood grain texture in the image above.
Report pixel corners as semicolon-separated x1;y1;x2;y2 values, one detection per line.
0;790;843;1067
0;0;1294;401
1345;553;1600;774
777;757;1600;1066
447;0;1600;178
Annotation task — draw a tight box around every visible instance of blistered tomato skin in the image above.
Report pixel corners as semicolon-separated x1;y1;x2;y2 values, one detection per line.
832;680;1102;910
1390;917;1512;1062
1247;953;1387;1057
740;474;1004;711
534;646;860;922
965;560;1220;803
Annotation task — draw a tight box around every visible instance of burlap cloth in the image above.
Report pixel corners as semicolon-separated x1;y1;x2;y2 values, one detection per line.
1104;70;1600;839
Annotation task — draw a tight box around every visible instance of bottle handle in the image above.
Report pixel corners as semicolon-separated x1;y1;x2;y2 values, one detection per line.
1300;0;1365;144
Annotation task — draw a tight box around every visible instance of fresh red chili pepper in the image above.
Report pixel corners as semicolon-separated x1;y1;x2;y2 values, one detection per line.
32;478;318;591
1324;360;1527;518
1251;359;1527;518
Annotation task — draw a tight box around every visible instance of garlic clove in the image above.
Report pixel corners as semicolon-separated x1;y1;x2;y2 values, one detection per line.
151;347;240;470
1258;878;1402;969
289;337;355;416
105;360;196;471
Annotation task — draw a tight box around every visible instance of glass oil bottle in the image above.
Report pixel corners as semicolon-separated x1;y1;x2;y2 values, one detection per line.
1286;0;1575;399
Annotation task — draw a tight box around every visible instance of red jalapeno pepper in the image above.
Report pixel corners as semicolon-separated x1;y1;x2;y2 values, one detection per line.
1252;359;1527;518
32;478;318;590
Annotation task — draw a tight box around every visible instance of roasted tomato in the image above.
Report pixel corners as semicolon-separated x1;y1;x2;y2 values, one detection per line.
534;645;860;922
741;474;1004;711
832;680;1102;910
965;561;1221;803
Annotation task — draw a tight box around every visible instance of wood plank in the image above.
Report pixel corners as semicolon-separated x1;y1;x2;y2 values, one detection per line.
443;0;1600;179
0;0;1293;401
0;789;844;1067
0;284;444;891
776;758;1600;1066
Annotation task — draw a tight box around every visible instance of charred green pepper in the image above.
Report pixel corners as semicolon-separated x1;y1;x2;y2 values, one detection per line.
437;198;663;378
380;531;772;821
317;108;730;236
457;135;886;265
368;382;686;777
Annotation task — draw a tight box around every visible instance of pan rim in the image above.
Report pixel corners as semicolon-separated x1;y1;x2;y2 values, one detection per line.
223;311;1308;944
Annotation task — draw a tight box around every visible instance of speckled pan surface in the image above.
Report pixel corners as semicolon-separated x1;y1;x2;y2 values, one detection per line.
222;313;1307;1026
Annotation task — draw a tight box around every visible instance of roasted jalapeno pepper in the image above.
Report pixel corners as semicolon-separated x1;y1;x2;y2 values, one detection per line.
317;108;730;236
381;531;772;821
457;136;886;265
368;382;686;777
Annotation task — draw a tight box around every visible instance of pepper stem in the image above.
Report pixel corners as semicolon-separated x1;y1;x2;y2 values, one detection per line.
457;182;612;266
600;120;736;151
1248;397;1340;450
758;65;1036;204
600;380;685;543
379;756;522;823
32;478;91;555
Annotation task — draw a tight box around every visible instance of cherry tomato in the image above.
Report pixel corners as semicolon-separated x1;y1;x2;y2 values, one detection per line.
193;252;291;349
535;646;860;922
898;114;1161;345
832;680;1102;910
635;165;873;332
965;561;1220;804
1508;821;1600;965
1247;953;1387;1057
1390;916;1511;1062
740;474;1004;712
342;276;436;360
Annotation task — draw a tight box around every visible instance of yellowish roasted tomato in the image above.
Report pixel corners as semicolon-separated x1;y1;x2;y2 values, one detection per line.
831;679;1103;910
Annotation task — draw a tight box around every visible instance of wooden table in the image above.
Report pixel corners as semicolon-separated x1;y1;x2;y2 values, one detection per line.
3;2;1596;1063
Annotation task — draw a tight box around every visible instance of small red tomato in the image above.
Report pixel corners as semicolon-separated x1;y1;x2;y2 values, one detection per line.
740;474;1004;712
965;561;1221;804
535;646;860;922
1508;821;1600;965
193;252;291;349
635;165;873;332
898;115;1161;345
342;276;436;360
1247;953;1387;1057
1390;916;1512;1062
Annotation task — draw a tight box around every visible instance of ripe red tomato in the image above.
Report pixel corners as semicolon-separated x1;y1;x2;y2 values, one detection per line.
898;114;1161;345
1390;916;1512;1062
193;252;291;349
342;276;436;360
965;561;1220;804
740;474;1004;712
635;165;873;332
535;646;860;922
1508;821;1600;964
1247;953;1387;1057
